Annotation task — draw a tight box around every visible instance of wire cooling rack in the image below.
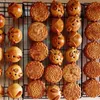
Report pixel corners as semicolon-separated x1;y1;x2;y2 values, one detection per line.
0;2;96;100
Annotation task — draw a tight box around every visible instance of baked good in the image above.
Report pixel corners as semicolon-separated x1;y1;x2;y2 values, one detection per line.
63;83;81;100
83;79;100;97
7;83;23;99
49;49;63;65
66;47;80;63
5;46;22;63
45;65;62;83
27;80;45;99
8;3;22;19
0;30;5;44
66;0;81;16
0;14;5;28
63;63;81;82
67;32;82;47
66;16;81;32
86;2;100;21
0;48;3;61
51;0;64;17
51;18;64;34
47;85;61;100
8;27;22;44
25;61;44;80
30;2;49;22
0;85;4;97
84;42;100;59
0;68;2;77
83;61;100;78
85;22;100;41
29;42;48;61
6;64;23;80
28;22;48;41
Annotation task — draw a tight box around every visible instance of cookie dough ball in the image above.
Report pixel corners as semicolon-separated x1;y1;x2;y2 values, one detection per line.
66;16;81;32
47;85;61;100
0;30;5;44
51;0;64;17
8;27;22;44
7;83;23;99
67;32;82;47
6;64;23;80
67;0;81;16
0;14;5;28
51;18;64;34
0;48;3;61
5;46;22;63
49;49;63;65
8;3;22;19
0;85;4;97
66;47;80;63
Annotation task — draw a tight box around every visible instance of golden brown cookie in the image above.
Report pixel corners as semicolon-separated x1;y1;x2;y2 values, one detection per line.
0;85;4;97
86;2;100;21
0;30;5;44
85;22;100;41
28;22;48;41
0;68;2;77
25;61;44;80
30;2;50;22
84;42;100;59
29;42;48;61
45;65;62;83
0;48;3;61
63;63;81;82
83;79;100;97
0;14;5;28
27;80;45;99
63;83;81;100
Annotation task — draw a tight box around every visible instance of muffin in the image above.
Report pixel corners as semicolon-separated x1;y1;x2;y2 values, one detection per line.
63;63;81;82
49;49;63;65
85;22;100;41
0;30;5;44
25;61;44;80
8;27;22;44
7;83;23;99
63;83;81;100
67;32;82;47
86;2;100;21
83;79;100;97
66;47;80;63
5;46;22;63
51;33;65;49
0;85;4;97
83;61;100;78
28;22;48;41
66;16;81;32
51;0;64;17
47;85;61;100
30;2;50;22
45;65;62;83
0;48;3;61
8;3;22;19
0;14;5;28
29;42;48;61
84;42;100;59
51;18;64;34
27;80;45;99
6;64;23;80
66;0;81;16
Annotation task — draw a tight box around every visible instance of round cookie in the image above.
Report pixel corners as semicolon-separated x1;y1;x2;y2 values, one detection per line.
29;42;48;61
25;61;44;80
83;79;100;97
0;14;5;28
83;61;100;78
27;80;45;99
84;42;100;59
28;22;48;41
63;63;81;82
63;83;81;100
85;22;100;41
6;64;23;80
49;49;63;65
7;83;23;99
0;30;5;44
45;65;62;83
5;46;22;63
30;2;50;22
0;47;3;61
86;2;100;21
0;85;4;97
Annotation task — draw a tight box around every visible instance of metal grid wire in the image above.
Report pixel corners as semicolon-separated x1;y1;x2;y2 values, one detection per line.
0;2;96;100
